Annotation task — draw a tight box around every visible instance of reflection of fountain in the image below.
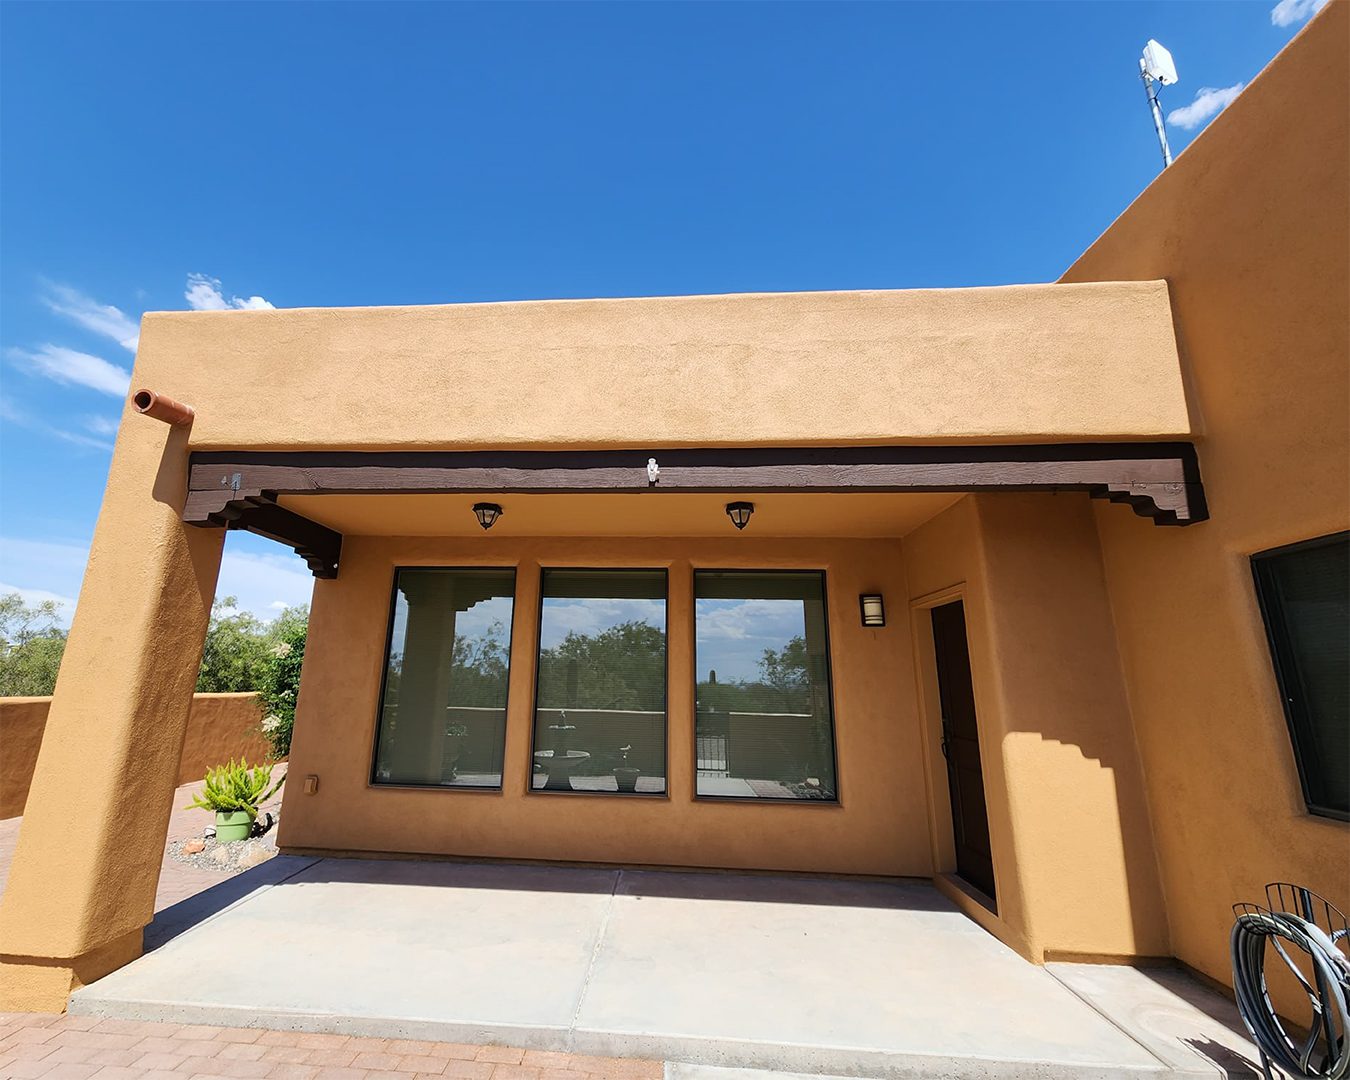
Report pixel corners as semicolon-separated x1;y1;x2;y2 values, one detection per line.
534;711;590;790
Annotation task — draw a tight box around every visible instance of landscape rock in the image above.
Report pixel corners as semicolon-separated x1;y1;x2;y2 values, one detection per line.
168;812;281;875
236;845;273;870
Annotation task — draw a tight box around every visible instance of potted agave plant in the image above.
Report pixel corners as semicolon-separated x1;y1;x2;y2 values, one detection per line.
612;744;640;793
187;759;286;842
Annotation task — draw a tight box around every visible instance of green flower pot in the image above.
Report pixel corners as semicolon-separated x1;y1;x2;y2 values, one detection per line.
214;810;252;843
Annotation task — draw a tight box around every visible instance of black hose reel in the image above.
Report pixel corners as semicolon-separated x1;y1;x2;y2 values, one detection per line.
1231;883;1350;1080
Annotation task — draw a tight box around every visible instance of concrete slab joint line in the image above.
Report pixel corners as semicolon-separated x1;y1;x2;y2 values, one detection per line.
65;858;1265;1078
569;869;624;1041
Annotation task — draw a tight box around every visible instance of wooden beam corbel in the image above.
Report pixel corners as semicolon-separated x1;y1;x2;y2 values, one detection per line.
184;484;342;579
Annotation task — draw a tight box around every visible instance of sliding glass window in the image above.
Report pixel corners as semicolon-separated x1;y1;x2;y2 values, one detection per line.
533;569;667;795
694;571;837;801
372;568;515;789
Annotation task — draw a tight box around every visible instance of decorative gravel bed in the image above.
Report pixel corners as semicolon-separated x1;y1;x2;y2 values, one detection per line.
167;813;280;873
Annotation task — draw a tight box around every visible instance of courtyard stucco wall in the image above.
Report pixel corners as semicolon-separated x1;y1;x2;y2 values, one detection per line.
278;535;931;877
0;693;272;820
1062;0;1349;1000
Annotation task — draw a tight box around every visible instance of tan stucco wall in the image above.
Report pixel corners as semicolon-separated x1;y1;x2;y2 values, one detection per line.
131;281;1189;450
1062;1;1349;994
0;693;271;820
279;534;933;877
0;699;49;821
902;495;1168;963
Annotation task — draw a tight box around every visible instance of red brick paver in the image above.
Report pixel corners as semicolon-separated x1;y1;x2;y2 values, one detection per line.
0;1014;664;1080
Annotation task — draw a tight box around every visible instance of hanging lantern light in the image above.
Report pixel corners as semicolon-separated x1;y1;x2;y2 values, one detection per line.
725;501;755;530
472;503;503;530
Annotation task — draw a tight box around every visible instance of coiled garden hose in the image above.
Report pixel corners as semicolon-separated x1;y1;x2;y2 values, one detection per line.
1231;906;1350;1079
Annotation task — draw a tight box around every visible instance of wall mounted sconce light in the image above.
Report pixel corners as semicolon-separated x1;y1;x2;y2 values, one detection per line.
473;503;503;530
860;594;886;627
725;501;755;530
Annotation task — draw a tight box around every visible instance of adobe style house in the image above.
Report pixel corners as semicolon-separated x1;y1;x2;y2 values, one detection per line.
1;2;1344;1016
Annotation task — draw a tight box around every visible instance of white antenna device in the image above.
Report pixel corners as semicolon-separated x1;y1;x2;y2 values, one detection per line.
1140;39;1178;167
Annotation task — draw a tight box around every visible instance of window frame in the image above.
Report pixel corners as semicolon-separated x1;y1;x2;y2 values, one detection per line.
1251;531;1350;823
690;567;842;806
367;565;518;794
529;566;671;799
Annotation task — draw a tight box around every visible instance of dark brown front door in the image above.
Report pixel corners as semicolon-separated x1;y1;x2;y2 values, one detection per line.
930;600;996;907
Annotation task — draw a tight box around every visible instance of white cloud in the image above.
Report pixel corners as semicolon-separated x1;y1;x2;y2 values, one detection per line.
83;414;121;437
0;395;114;453
41;283;140;352
0;582;78;622
1167;84;1245;131
0;534;315;629
8;344;131;397
0;537;93;626
185;273;275;312
1271;0;1329;26
216;546;315;617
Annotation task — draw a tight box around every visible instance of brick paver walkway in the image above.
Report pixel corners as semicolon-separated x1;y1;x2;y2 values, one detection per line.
0;1012;664;1080
0;769;665;1079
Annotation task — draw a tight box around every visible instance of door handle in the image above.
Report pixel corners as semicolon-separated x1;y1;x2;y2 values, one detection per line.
940;720;951;760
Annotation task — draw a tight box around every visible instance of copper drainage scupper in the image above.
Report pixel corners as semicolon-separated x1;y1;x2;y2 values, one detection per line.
132;388;195;426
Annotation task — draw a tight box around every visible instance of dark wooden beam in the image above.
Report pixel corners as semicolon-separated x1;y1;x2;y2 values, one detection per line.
184;442;1207;529
191;492;342;579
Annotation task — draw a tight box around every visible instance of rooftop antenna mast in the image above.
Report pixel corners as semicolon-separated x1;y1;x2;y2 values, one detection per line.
1140;39;1179;167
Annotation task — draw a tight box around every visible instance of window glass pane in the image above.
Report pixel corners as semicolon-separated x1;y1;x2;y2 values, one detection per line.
533;570;667;794
1254;534;1349;818
695;571;837;800
373;568;515;789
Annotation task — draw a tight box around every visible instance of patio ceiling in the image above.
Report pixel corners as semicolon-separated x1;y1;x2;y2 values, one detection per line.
275;490;964;538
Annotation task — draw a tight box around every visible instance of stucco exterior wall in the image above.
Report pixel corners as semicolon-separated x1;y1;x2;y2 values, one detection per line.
0;693;271;820
279;535;932;877
902;495;1167;964
131;281;1189;450
0;699;50;821
1062;2;1349;994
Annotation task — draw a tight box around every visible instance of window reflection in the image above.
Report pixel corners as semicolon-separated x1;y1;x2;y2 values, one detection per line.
695;571;837;800
372;568;515;788
533;570;667;794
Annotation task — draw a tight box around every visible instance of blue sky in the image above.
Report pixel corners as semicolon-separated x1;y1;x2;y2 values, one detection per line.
0;0;1326;623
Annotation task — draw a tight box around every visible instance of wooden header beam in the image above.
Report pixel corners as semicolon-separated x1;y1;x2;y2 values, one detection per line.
184;443;1207;578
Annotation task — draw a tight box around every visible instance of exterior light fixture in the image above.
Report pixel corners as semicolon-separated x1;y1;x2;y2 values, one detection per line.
472;503;503;530
725;501;754;530
860;594;886;627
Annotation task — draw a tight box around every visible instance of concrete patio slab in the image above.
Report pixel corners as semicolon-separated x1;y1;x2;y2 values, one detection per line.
1046;962;1268;1078
70;859;1253;1079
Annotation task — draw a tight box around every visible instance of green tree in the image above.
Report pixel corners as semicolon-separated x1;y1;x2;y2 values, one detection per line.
536;620;666;711
258;608;307;758
0;593;68;696
196;597;273;692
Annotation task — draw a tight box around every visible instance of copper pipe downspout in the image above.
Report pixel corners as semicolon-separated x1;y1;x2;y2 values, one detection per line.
132;388;194;426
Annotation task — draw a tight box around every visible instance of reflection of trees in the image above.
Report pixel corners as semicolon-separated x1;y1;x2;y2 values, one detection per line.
697;634;815;713
697;634;835;797
383;619;511;709
537;621;665;710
